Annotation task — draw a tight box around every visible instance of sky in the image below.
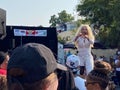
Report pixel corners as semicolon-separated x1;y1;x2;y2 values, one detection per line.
0;0;78;27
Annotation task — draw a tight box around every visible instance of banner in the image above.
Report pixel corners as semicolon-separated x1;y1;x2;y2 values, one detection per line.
14;29;47;37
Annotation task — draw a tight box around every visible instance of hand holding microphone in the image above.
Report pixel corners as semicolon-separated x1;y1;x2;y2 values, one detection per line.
81;32;89;41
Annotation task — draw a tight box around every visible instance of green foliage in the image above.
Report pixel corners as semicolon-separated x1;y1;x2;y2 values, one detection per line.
58;36;66;44
49;15;58;27
77;0;120;48
71;29;77;36
58;10;74;23
49;10;74;27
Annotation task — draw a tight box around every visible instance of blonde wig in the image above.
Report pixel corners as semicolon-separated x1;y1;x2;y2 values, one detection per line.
74;24;95;48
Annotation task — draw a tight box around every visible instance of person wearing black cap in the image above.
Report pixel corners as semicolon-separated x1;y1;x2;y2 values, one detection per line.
7;43;77;90
0;51;9;75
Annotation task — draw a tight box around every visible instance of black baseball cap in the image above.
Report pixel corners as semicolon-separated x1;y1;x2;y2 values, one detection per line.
7;43;67;83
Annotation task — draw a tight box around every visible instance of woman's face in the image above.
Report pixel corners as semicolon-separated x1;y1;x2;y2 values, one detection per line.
81;26;88;35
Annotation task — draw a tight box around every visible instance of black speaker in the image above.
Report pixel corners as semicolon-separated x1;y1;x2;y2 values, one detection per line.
0;8;6;39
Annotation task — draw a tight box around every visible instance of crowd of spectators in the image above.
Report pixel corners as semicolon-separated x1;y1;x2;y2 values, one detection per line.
0;43;120;90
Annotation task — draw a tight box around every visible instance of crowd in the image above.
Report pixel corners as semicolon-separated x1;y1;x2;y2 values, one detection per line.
0;24;120;90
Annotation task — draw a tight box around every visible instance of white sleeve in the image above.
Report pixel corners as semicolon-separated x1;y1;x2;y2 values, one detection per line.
89;38;94;44
115;60;119;64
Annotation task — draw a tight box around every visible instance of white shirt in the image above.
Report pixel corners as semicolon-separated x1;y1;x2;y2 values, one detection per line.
115;59;120;71
74;76;86;90
76;37;94;56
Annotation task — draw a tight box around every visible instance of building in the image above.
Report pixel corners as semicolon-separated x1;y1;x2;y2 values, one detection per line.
0;8;6;39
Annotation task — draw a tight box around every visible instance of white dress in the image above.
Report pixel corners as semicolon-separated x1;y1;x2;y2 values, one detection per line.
76;36;94;75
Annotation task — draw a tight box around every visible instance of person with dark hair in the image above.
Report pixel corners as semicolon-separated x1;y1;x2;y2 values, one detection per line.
7;43;77;90
85;60;112;90
57;69;79;90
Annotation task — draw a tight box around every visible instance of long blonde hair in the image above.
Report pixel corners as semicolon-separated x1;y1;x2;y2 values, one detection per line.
74;24;95;48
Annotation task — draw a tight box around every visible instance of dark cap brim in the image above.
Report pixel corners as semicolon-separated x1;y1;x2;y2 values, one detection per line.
57;63;67;71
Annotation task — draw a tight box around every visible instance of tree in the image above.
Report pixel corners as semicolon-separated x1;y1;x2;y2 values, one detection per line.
49;10;74;27
49;15;58;27
76;0;120;48
58;36;66;44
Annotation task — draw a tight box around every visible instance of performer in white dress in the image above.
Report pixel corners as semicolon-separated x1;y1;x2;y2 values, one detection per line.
73;24;95;75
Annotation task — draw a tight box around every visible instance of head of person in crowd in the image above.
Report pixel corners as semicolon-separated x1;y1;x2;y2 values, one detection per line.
66;54;80;75
66;54;87;90
57;68;78;90
85;60;112;90
7;43;69;90
0;51;9;75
